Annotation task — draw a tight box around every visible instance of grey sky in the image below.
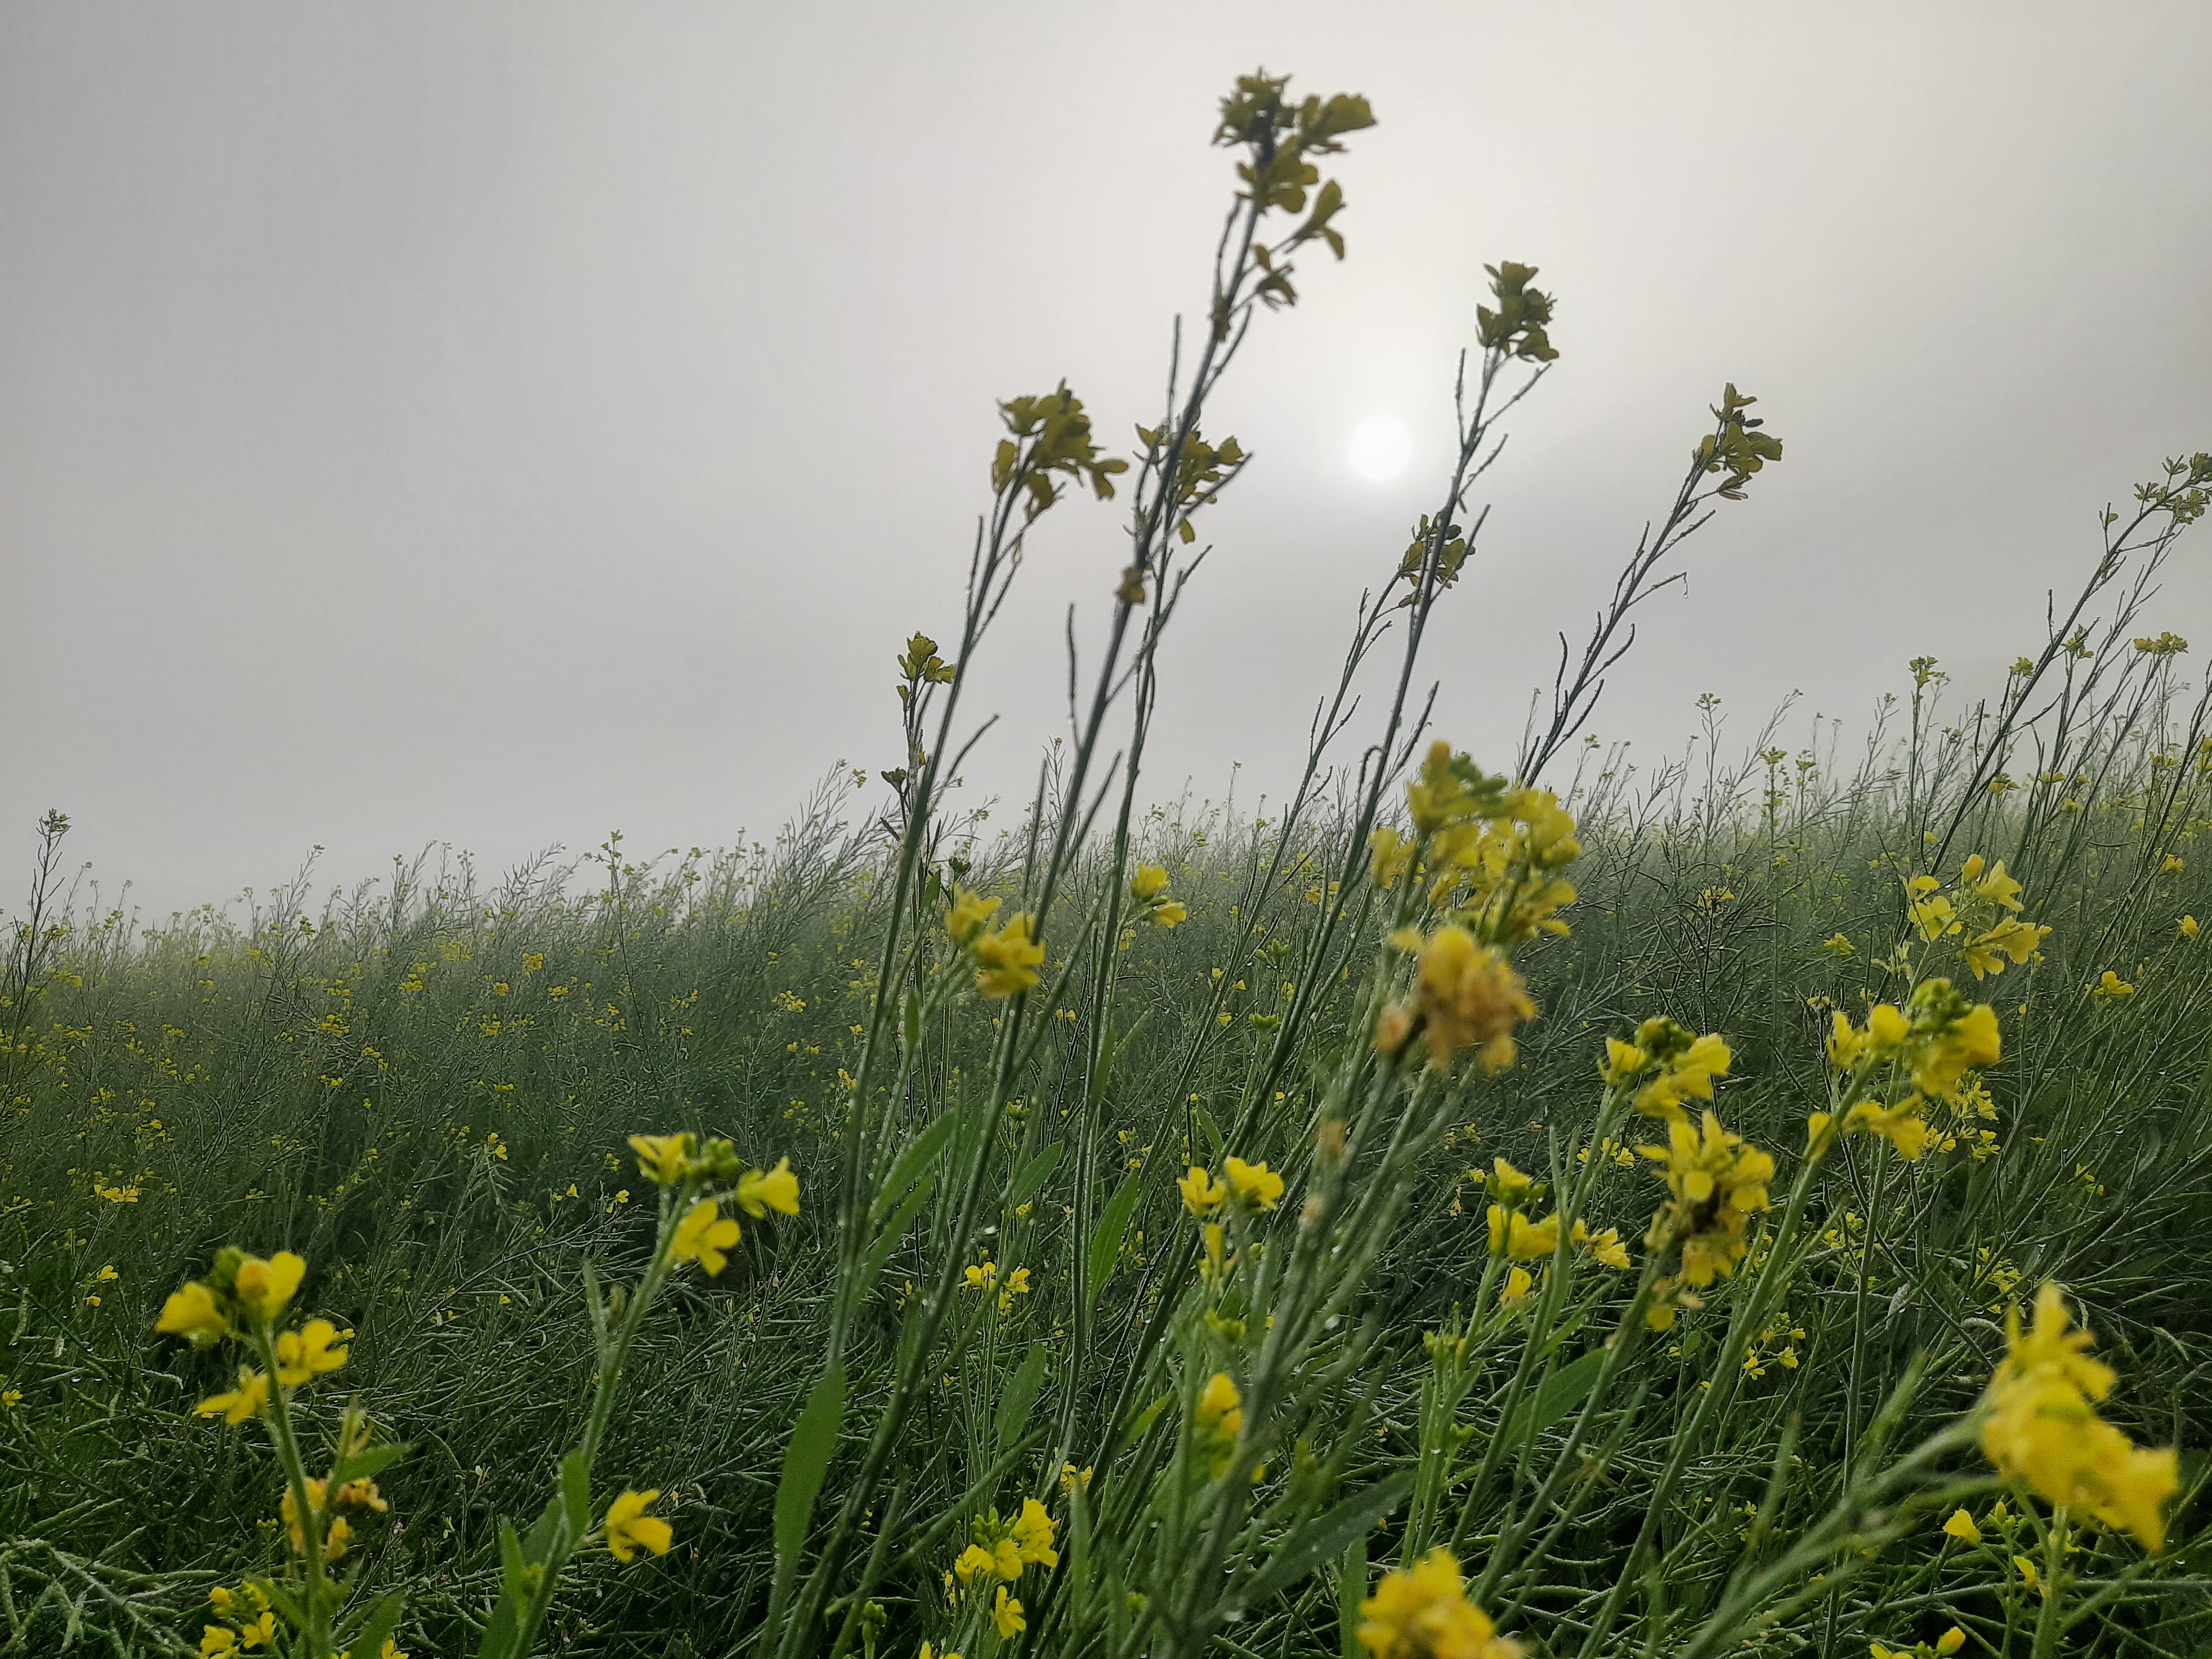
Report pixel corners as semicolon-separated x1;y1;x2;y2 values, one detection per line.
4;3;2208;919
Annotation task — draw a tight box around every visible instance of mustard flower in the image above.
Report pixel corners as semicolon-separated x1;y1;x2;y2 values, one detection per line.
1381;926;1533;1074
738;1156;801;1218
1641;1112;1773;1288
273;1318;349;1386
1942;1508;1982;1545
945;889;1002;948
1010;1496;1058;1568
1197;1371;1243;1442
671;1199;742;1276
1223;1156;1284;1212
1357;1547;1521;1659
156;1280;231;1347
2181;915;2200;941
953;1543;1000;1585
195;1366;270;1426
628;1132;696;1187
605;1489;674;1562
1179;1165;1228;1218
972;913;1045;998
232;1252;306;1324
991;1587;1025;1639
1499;1267;1533;1304
1486;1207;1557;1261
1132;864;1171;902
1571;1219;1631;1269
1981;1283;2177;1548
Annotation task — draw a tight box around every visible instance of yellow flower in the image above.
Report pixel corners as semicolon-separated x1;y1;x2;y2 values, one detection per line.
997;1266;1032;1314
2012;1554;2039;1594
919;1646;961;1659
628;1132;696;1187
1982;1283;2177;1550
1178;1165;1227;1218
991;1586;1025;1639
157;1280;231;1347
232;1252;306;1324
1599;1038;1648;1085
1197;1371;1243;1442
671;1199;742;1276
1485;1207;1557;1261
200;1627;237;1657
737;1156;801;1217
1641;1111;1773;1288
945;888;1002;948
238;1611;278;1649
1820;932;1854;957
280;1479;338;1555
1571;1219;1631;1269
1132;864;1171;902
1499;1267;1533;1303
963;1261;998;1292
1935;1630;1965;1656
953;1543;997;1584
972;913;1045;999
2091;969;2135;1000
274;1318;349;1386
1223;1157;1285;1211
1010;1496;1058;1568
1394;927;1533;1074
2181;915;2200;941
1866;1003;1911;1052
195;1366;269;1426
1963;917;2048;979
1152;900;1188;928
604;1489;674;1562
1943;1507;1983;1545
1357;1547;1521;1659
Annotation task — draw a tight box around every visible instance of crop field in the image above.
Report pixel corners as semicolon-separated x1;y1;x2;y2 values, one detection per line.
5;69;2212;1659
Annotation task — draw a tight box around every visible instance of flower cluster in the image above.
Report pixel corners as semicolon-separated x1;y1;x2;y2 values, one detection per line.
1980;1284;2177;1549
1904;854;2050;981
1814;979;2002;1161
946;889;1046;999
949;1498;1057;1642
1401;744;1580;943
1600;1018;1733;1122
158;1250;346;1425
1375;925;1535;1076
1129;864;1188;928
1357;1547;1521;1659
1193;1370;1245;1479
628;1133;800;1277
1641;1112;1775;1324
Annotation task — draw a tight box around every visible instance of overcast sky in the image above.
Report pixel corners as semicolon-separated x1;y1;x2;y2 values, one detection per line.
4;3;2208;920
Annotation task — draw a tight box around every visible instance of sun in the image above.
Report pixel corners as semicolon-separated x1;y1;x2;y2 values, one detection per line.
1348;415;1412;481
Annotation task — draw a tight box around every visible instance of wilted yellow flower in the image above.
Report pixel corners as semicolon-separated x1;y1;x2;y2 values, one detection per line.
157;1280;231;1347
232;1252;306;1324
1223;1157;1284;1211
972;913;1045;998
945;889;1002;948
737;1156;800;1217
671;1199;741;1276
605;1488;673;1562
1179;1165;1228;1218
628;1133;696;1187
274;1318;348;1386
1981;1284;2177;1549
1942;1507;1983;1545
195;1366;269;1426
1357;1547;1521;1659
991;1587;1025;1639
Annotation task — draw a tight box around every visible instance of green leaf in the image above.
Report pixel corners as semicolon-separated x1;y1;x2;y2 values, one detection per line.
498;1519;531;1599
902;992;922;1055
996;1342;1050;1452
872;1109;961;1226
1009;1142;1064;1209
1504;1350;1606;1448
1339;1536;1367;1659
1193;1102;1225;1164
1243;1470;1412;1605
774;1361;847;1567
1087;1172;1142;1311
560;1450;592;1538
328;1441;409;1490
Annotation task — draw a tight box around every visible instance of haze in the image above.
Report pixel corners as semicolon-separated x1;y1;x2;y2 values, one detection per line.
4;3;2208;920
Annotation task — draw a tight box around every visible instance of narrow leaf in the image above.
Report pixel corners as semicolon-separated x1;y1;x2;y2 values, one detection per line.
995;1342;1050;1452
1009;1142;1064;1208
774;1361;847;1567
1244;1470;1413;1605
1087;1172;1142;1311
